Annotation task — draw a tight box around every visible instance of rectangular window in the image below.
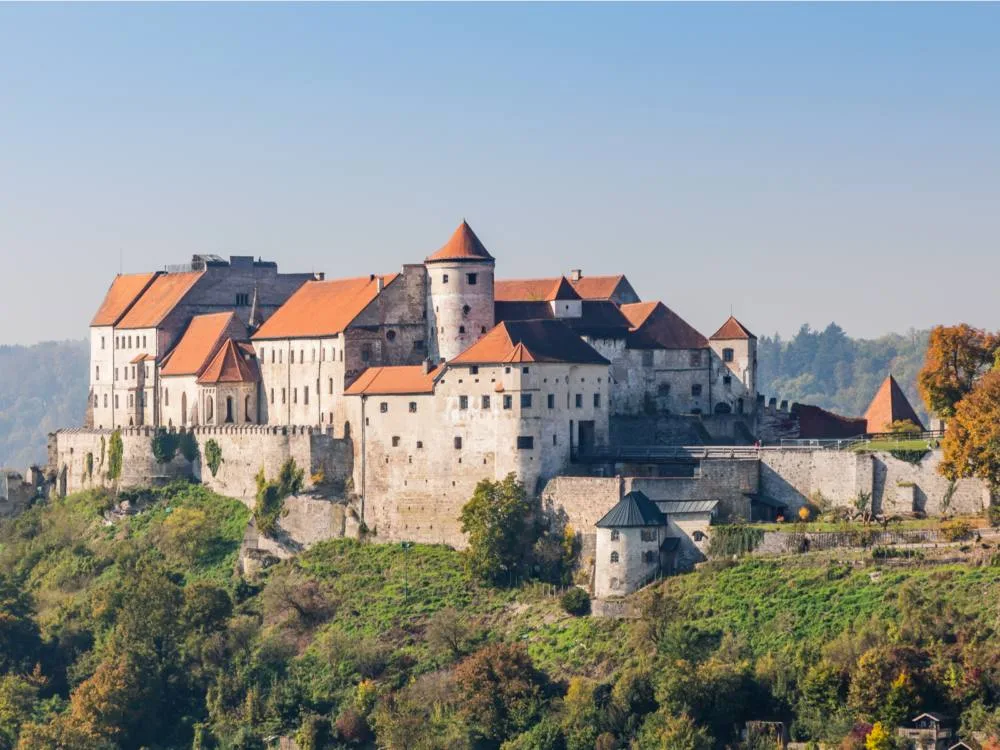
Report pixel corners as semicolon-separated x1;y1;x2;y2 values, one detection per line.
593;393;601;407
361;345;372;363
329;378;334;395
691;384;703;397
392;436;400;447
282;388;286;404
279;350;282;363
459;395;468;410
142;335;146;348
689;350;702;367
481;395;490;409
95;366;100;380
516;436;534;450
409;401;417;413
521;393;532;408
270;388;274;404
128;336;132;348
552;434;558;446
454;436;462;449
575;394;583;408
416;441;423;449
723;348;734;363
723;375;732;386
304;386;309;405
101;336;105;350
294;388;298;404
114;395;118;408
442;273;449;283
290;350;295;364
311;349;315;363
470;366;479;375
641;350;654;367
300;349;304;363
128;393;133;407
503;394;512;410
640;529;657;542
467;272;477;285
380;402;388;413
522;367;529;374
114;368;118;381
547;394;555;409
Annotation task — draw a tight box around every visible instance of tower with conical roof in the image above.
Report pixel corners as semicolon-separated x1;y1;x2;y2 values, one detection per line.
425;220;496;361
709;315;758;415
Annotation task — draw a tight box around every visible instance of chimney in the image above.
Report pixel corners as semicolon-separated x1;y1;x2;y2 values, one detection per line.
570;269;582;282
422;358;433;374
376;276;384;293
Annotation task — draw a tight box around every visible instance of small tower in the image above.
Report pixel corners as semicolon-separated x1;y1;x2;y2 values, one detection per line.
709;315;757;414
425;220;496;362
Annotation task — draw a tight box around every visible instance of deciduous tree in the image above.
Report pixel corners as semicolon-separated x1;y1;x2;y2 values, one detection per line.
940;369;1000;488
459;473;533;584
918;324;998;418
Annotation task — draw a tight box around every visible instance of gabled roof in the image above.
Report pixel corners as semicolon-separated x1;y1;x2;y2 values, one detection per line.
451;320;609;366
160;312;245;377
495;299;631;338
252;274;398;340
911;712;948;724
344;365;444;396
426;221;494;263
710;316;756;340
197;339;259;385
621;301;708;350
495;277;581;302
90;272;160;327
116;271;205;330
568;274;628;301
596;491;666;528
864;375;926;433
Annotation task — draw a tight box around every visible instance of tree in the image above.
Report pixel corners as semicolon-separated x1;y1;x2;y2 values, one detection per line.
918;324;998;418
0;577;42;675
155;506;215;564
459;473;533;584
940;369;1000;487
0;673;39;750
453;643;545;745
864;722;894;750
636;711;713;750
425;607;477;662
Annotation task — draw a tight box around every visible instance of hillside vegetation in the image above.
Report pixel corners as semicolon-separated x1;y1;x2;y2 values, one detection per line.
758;323;930;424
4;484;1000;748
0;339;88;469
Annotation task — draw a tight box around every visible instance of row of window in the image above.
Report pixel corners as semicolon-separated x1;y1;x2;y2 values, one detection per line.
438;272;479;285
377;392;602;414
102;334;148;351
387;435;536;451
101;364;151;382
609;529;658;542
639;348;736;368
608;551;658;564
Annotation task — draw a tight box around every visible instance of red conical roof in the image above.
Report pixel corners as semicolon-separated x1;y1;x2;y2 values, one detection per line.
426;221;494;263
710;316;756;340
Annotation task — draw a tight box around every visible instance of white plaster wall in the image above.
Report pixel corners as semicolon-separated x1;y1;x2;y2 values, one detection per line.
426;260;494;362
595;525;663;598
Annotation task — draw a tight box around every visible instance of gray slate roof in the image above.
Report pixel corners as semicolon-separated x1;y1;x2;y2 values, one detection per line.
596;491;666;528
658;500;719;515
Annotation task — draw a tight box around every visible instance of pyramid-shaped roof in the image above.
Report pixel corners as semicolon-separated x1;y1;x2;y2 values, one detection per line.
596;491;666;528
197;339;259;385
451;320;609;365
710;316;756;340
864;375;925;433
426;221;495;263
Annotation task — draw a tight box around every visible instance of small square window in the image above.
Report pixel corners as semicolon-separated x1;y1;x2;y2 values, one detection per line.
521;393;532;408
723;375;732;386
409;401;417;413
522;367;529;374
503;395;512;409
470;366;479;375
416;441;423;449
692;384;703;397
517;436;534;450
467;273;477;285
392;436;400;447
723;348;735;362
547;394;555;409
459;395;468;410
380;402;389;413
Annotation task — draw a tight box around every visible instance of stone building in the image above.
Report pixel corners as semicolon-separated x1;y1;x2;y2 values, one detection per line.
594;490;670;599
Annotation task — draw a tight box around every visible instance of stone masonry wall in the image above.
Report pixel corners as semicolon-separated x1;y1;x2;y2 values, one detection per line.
759;449;874;512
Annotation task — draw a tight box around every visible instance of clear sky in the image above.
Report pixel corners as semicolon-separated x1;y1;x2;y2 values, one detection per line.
1;3;998;346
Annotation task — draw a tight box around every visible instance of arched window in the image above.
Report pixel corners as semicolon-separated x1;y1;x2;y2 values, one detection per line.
245;395;252;422
610;529;620;541
225;396;234;423
610;551;619;564
206;397;214;422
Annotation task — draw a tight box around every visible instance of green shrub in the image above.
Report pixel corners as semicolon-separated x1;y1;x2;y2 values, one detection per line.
107;430;123;480
942;519;974;542
561;587;590;616
85;452;94;479
204;439;223;477
151;431;178;464
707;524;763;558
252;459;304;538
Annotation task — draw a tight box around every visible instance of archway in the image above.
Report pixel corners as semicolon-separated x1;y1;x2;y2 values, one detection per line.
713;402;732;415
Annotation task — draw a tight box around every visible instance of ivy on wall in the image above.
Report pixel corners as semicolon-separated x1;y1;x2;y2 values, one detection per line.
204;440;223;478
107;430;123;481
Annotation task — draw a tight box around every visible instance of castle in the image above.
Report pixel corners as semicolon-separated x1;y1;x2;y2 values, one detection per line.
50;220;984;600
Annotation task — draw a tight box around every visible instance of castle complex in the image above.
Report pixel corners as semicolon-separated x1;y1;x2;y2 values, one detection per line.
50;220;982;599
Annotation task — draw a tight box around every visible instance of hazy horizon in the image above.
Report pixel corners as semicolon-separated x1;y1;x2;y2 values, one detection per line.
2;3;998;346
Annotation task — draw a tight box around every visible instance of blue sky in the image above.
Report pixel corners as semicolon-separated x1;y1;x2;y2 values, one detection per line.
1;3;998;345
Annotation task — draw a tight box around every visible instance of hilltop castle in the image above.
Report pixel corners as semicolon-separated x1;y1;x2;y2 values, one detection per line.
52;219;969;600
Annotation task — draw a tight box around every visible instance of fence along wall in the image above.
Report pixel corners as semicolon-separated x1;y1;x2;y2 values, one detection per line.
49;426;353;506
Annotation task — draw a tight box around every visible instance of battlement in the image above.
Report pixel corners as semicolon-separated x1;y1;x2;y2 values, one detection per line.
54;424;340;439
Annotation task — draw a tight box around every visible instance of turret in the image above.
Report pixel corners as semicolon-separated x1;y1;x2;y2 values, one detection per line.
425;220;496;361
709;315;757;415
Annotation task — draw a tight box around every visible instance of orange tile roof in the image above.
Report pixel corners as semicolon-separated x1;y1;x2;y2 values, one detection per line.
90;272;160;327
621;302;708;350
344;364;444;395
197;338;259;385
864;375;926;433
116;271;204;330
426;221;494;263
451;320;609;365
494;277;581;302
252;274;398;340
569;275;626;300
130;353;154;364
710;316;756;340
160;312;244;377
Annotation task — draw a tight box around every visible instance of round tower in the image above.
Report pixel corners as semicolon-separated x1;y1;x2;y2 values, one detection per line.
425;220;496;362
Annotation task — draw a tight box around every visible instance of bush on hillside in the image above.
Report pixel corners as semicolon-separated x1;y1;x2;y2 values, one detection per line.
561;587;591;616
942;519;974;542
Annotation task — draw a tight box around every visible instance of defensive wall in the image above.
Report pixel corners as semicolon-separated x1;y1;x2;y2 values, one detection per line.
49;426;353;506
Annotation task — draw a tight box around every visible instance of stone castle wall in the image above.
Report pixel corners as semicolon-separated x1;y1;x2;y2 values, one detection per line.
50;426;352;506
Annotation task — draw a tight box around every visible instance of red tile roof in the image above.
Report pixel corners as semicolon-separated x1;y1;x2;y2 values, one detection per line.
426;221;494;263
568;275;626;300
451;320;609;365
116;271;204;330
864;375;926;433
160;312;245;377
130;353;154;364
710;316;756;340
251;274;398;340
344;365;443;395
494;277;581;302
90;272;160;327
793;404;868;440
621;302;708;350
197;338;259;384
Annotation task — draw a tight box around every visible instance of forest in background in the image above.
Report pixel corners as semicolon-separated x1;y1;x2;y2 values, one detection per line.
0;325;931;470
757;324;930;425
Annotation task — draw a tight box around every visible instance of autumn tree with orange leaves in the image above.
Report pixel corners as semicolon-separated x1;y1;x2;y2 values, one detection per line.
918;324;999;418
940;369;1000;488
